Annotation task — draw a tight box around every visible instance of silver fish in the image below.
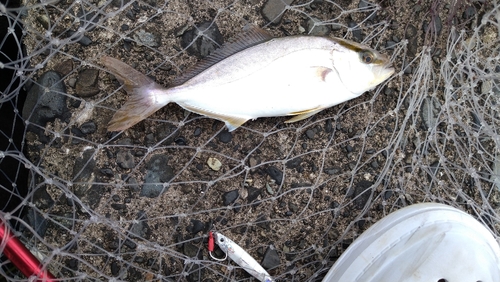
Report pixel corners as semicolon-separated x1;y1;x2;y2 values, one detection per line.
102;25;394;132
213;231;274;282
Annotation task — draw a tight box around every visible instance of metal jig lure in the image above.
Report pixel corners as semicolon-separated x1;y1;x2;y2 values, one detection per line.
208;231;274;282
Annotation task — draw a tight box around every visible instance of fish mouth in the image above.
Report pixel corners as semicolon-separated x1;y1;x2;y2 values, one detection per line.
372;62;395;85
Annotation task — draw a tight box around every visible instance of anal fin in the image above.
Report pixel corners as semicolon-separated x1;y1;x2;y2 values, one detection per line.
178;102;248;132
285;107;324;123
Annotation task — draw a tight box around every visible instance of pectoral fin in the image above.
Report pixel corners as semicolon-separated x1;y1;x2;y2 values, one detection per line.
178;102;248;132
312;66;333;82
285;107;324;123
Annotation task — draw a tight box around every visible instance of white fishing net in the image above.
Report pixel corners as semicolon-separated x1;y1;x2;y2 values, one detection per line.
0;0;499;281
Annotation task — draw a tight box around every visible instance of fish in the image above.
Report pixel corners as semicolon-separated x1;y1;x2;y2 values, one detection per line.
212;231;274;282
101;25;394;132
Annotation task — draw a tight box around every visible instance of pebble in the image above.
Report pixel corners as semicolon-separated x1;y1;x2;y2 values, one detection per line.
266;166;283;185
72;150;103;209
207;157;222;171
348;21;363;42
155;124;179;145
421;96;442;130
133;29;161;47
262;0;294;24
111;203;126;210
186;219;205;235
181;22;224;58
353;180;373;209
423;15;442;35
116;150;135;169
306;17;331;36
53;59;73;76
324;167;341;175
24;209;48;237
110;261;119;276
140;155;174;198
256;214;271;230
266;183;274;195
247;186;261;203
223;189;239;206
305;129;316;139
385;40;397;50
80;121;97;134
22;71;68;134
261;245;280;269
174;136;187;145
66;30;92;46
218;130;232;143
405;24;418;56
75;68;100;97
129;211;151;239
193;127;202;136
78;7;101;31
286;157;302;169
183;243;200;258
325;119;333;133
32;186;54;209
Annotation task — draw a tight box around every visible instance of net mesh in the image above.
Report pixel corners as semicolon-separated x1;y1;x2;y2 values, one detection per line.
1;0;499;281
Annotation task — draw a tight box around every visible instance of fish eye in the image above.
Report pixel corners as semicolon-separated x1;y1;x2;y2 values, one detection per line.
361;51;374;64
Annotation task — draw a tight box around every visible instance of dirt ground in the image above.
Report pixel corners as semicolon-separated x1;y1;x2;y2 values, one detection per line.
18;0;500;281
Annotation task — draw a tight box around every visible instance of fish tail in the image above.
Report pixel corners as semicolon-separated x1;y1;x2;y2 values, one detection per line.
101;56;171;132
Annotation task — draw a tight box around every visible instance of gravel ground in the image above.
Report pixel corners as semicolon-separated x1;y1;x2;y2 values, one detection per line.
11;0;500;281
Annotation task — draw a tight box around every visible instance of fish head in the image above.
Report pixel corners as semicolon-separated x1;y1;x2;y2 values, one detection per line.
330;38;394;95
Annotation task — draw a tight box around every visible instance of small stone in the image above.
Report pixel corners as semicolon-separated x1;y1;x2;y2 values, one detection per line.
266;166;283;185
262;0;294;24
266;183;274;195
223;189;239;206
116;150;135;169
305;129;316;139
385;40;397;50
23;71;68;134
261;245;280;269
207;157;222;171
421;97;442;130
53;59;73;76
75;68;99;97
111;203;127;210
324;167;340;175
286;157;302;169
348;21;363;42
247;186;261;203
133;29;161;47
181;22;224;58
141;155;174;198
353;180;373;209
306;17;330;36
174;136;187;145
218;130;232;143
80;121;97;134
187;219;205;235
423;15;442;35
129;211;151;239
193;127;202;136
183;243;200;258
110;261;120;276
405;24;418;56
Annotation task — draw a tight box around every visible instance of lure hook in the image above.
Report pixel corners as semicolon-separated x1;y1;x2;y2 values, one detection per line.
208;231;227;261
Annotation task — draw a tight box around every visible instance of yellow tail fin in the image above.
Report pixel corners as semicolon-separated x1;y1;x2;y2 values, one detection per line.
101;56;170;132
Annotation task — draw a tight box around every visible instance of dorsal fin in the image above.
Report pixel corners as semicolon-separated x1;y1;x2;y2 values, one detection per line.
171;24;274;86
